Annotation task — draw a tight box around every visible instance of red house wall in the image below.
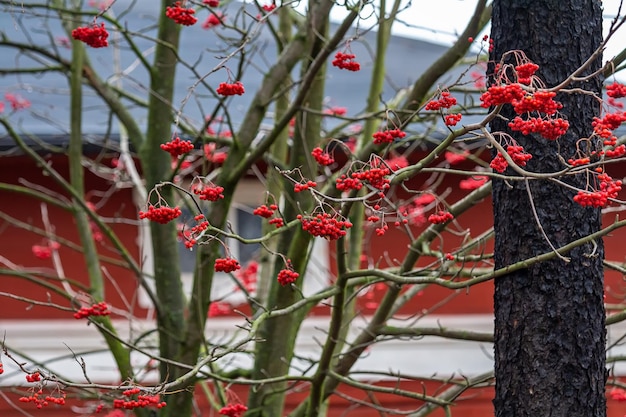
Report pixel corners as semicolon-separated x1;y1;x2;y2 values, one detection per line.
0;155;144;320
2;152;626;417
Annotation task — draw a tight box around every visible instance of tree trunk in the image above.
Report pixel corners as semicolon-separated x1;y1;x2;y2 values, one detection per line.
491;1;606;417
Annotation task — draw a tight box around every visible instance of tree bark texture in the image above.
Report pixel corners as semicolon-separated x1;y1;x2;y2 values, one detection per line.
491;1;606;417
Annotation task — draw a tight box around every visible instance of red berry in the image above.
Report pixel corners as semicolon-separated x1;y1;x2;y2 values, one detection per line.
277;266;299;286
372;129;406;145
427;210;454;225
332;51;360;71
444;113;462;126
607;82;626;98
160;137;194;157
216;81;245;96
219;403;248;417
479;84;525;108
166;2;198;26
71;23;109;48
193;184;225;201
139;205;182;224
253;204;275;218
311;147;335;166
214;257;241;273
425;91;457;111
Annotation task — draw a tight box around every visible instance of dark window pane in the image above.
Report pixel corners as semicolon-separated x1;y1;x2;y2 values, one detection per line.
236;208;261;263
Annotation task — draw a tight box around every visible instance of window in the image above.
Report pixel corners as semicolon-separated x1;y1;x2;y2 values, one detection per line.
139;180;330;308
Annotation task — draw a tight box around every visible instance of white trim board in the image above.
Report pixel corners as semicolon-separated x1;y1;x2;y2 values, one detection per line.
2;314;624;386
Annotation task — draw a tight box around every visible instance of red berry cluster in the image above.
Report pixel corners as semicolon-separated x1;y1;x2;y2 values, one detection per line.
178;230;198;249
573;173;622;208
604;135;618;147
297;213;353;240
32;244;53;260
332;52;360;71
335;175;363;191
19;389;66;409
574;191;609;207
479;84;525;108
113;388;166;410
324;106;347;116
375;224;389;236
365;211;388;236
253;204;278;218
5;92;31;111
459;175;488;190
219;403;248;417
592;112;626;138
490;145;532;173
607;82;626;98
393;218;410;227
427;210;454;224
607;97;624;109
252;204;284;227
194;184;225;201
139;205;182;224
203;13;223;29
515;62;539;84
352;167;391;191
204;0;219;6
71;23;109;48
505;145;533;166
217;81;245;96
183;238;196;250
214;257;241;273
235;260;258;293
512;91;562;115
311;147;335;166
74;302;111;319
386;155;409;171
490;154;508;173
166;2;198;26
160;137;194;157
508;116;569;140
183;218;210;249
483;70;569;142
262;3;276;12
605;144;626;158
414;193;435;206
26;372;41;383
277;263;299;286
269;217;284;228
204;143;228;163
209;301;231;317
294;180;317;192
567;156;590;167
444;150;468;165
444;113;462;126
610;388;626;401
425;91;457;110
372;128;406;145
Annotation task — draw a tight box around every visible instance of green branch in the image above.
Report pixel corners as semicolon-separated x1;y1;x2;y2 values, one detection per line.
379;325;494;343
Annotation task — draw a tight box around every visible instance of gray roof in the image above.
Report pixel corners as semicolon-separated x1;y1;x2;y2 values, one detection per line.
0;0;452;142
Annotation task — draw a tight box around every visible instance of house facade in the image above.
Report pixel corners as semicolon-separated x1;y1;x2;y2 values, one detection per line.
2;1;626;416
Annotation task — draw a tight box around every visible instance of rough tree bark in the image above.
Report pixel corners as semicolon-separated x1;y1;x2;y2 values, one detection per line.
491;1;606;416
